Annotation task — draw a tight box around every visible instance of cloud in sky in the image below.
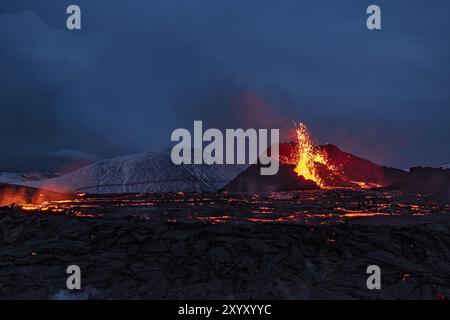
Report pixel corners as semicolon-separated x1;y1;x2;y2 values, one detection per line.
1;0;449;171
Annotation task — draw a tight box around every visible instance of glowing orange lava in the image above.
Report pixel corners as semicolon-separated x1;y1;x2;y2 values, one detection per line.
293;123;334;188
0;187;28;207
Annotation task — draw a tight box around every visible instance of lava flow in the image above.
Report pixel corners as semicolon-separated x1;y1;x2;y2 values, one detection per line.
0;184;78;211
293;123;336;188
2;190;448;224
276;122;387;189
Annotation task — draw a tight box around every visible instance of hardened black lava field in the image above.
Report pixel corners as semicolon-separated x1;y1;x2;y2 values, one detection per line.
1;189;450;299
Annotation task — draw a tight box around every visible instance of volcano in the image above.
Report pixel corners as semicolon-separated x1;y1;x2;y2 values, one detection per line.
222;143;406;192
223;123;407;192
281;142;406;187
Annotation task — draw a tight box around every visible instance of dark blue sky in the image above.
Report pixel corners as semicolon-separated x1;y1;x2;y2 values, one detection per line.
1;0;449;172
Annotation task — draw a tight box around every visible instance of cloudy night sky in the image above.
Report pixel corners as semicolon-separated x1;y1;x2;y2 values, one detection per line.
1;0;449;172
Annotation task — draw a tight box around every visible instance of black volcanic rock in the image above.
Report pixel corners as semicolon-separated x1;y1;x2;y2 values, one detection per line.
221;163;319;192
1;201;450;299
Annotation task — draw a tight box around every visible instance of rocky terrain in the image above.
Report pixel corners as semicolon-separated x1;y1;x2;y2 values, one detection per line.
1;190;450;300
222;164;320;192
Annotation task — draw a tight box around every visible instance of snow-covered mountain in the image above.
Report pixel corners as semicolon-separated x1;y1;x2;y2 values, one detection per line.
19;151;248;194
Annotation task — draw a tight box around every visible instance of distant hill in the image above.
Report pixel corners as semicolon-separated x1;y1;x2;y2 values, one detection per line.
385;167;450;198
0;172;57;184
433;163;450;170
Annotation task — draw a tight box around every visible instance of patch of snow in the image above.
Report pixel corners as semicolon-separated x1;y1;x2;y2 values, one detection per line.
20;150;248;194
